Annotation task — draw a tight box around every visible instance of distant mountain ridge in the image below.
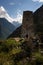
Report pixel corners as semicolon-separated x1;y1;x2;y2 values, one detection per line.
0;6;22;40
0;18;16;40
0;6;21;27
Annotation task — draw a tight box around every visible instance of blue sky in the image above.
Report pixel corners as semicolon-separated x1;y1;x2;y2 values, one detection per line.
0;0;43;18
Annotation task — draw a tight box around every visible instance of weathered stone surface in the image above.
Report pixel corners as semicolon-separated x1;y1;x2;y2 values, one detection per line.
34;5;43;32
21;11;34;38
34;5;43;42
0;20;1;39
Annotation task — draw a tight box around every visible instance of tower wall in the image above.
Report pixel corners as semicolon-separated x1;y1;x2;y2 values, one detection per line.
21;11;34;38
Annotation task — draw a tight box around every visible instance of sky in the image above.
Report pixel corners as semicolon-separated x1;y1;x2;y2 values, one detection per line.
0;0;43;22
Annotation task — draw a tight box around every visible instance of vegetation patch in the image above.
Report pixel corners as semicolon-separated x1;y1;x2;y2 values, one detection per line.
0;38;43;65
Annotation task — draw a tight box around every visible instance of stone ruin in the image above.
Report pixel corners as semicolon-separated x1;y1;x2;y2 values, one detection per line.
22;5;43;43
7;5;43;43
21;11;34;39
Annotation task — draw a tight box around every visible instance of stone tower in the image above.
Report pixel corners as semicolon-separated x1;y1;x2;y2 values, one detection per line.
21;11;34;38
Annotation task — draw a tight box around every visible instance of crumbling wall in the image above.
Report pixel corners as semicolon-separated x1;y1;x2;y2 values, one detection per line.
21;11;34;39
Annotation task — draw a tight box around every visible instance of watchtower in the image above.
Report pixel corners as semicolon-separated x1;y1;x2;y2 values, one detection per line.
21;11;34;39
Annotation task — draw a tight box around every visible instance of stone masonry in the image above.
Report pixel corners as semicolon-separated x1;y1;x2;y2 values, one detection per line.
21;11;34;38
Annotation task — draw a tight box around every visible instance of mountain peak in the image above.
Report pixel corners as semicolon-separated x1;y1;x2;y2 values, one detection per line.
0;6;7;15
0;6;14;22
0;6;22;27
0;6;6;12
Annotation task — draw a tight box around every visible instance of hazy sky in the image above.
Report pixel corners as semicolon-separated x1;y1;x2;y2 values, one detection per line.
0;0;43;18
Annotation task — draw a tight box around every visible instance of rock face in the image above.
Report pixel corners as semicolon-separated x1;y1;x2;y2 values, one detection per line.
34;5;43;32
34;5;43;42
21;11;34;38
0;21;1;38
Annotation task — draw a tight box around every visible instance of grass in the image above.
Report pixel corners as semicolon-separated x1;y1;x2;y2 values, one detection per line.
0;38;43;65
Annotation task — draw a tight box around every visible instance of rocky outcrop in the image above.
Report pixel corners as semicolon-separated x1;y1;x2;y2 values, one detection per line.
34;5;43;42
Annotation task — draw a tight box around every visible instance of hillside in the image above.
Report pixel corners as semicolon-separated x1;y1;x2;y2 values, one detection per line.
0;38;43;65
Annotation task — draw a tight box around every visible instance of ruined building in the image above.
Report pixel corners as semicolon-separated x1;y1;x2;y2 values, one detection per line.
8;5;43;42
21;11;34;38
21;5;43;42
0;5;43;42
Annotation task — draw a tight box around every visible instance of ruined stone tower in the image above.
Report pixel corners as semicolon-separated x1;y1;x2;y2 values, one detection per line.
21;11;34;38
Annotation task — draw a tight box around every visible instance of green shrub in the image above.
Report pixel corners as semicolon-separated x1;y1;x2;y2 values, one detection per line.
34;52;43;65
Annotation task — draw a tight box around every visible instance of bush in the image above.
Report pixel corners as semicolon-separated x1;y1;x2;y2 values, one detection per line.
34;52;43;65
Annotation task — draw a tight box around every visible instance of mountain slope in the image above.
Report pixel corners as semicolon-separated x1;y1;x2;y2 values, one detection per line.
0;6;22;27
0;18;16;40
0;6;22;40
0;6;14;22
